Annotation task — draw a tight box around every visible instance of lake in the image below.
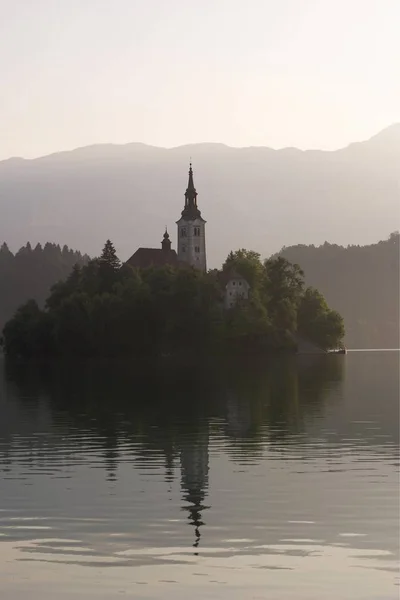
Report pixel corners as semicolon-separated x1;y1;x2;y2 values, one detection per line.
0;351;398;599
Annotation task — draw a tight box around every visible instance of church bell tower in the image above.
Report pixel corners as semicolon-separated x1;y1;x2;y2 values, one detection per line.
176;164;207;271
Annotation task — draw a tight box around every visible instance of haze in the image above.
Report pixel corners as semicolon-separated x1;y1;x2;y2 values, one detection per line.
1;0;399;160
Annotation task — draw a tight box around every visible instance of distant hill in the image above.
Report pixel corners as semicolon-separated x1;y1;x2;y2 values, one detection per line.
0;242;88;332
278;233;400;348
0;125;399;268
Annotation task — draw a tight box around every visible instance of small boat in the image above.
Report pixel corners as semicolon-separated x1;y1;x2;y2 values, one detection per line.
329;346;347;354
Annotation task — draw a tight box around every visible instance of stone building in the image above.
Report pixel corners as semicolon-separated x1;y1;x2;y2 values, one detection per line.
176;163;207;271
127;163;207;271
219;269;250;309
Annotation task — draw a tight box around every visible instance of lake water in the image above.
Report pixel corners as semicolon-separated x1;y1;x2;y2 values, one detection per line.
0;351;398;599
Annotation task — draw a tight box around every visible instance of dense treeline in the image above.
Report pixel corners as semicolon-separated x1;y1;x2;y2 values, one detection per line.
278;232;399;348
1;242;344;358
0;242;89;333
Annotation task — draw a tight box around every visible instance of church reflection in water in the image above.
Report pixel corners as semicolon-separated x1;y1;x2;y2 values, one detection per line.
1;354;355;552
179;427;209;551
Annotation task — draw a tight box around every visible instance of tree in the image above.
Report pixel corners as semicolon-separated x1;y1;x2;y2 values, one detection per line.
2;300;53;358
264;256;304;335
0;240;88;334
223;249;266;290
99;240;121;271
2;241;345;359
278;234;399;348
98;240;121;293
264;256;304;303
298;287;345;350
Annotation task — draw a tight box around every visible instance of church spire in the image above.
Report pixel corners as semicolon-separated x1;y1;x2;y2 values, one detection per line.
176;162;207;272
182;162;201;219
187;162;195;194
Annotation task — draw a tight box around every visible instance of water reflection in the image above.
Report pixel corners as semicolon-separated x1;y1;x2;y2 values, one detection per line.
1;355;346;462
0;352;399;598
0;355;347;551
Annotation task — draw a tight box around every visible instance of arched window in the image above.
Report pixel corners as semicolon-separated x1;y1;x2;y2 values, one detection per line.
180;227;187;238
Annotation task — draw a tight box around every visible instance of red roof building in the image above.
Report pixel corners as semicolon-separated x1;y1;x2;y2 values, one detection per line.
126;230;185;269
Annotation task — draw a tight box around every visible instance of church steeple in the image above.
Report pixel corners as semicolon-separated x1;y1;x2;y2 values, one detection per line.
187;163;196;195
182;163;201;219
176;162;207;271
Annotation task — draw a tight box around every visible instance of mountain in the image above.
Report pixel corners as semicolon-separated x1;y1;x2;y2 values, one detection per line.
0;126;399;268
279;233;400;348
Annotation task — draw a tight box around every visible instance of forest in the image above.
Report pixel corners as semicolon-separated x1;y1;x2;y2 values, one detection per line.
1;242;344;359
0;242;88;333
1;233;397;352
279;232;399;348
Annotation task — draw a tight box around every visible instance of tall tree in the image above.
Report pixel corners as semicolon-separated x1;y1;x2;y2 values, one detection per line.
99;240;121;271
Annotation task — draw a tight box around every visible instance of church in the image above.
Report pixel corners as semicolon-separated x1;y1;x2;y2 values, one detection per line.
126;163;207;271
126;164;250;309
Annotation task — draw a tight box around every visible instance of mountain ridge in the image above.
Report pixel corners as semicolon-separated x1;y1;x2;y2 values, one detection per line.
1;124;399;163
0;124;399;267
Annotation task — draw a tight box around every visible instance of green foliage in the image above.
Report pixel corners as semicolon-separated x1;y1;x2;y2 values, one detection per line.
100;240;121;271
2;241;345;359
223;251;344;351
298;288;345;350
223;249;265;290
279;233;399;348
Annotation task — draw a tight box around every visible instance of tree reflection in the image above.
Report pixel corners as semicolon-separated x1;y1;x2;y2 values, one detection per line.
2;354;345;549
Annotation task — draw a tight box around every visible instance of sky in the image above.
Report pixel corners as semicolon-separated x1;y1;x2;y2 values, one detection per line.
0;0;399;160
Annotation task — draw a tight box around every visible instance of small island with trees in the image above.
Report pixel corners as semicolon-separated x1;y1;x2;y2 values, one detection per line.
1;241;344;359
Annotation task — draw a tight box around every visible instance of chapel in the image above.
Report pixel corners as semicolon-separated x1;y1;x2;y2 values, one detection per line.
126;164;207;271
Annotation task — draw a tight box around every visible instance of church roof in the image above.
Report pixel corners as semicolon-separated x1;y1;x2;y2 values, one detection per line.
126;248;182;269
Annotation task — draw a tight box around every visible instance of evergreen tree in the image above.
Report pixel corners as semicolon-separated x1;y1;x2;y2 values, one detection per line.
99;240;121;271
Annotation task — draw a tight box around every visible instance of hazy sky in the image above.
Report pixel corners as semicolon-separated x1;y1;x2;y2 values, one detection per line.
1;0;399;160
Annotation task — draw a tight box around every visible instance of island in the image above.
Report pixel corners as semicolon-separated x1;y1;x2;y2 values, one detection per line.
1;241;344;359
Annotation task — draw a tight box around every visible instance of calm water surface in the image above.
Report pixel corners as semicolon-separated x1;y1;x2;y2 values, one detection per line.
0;352;398;599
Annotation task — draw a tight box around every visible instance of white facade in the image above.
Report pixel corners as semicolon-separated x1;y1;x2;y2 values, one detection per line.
177;216;207;271
176;164;207;272
224;276;250;309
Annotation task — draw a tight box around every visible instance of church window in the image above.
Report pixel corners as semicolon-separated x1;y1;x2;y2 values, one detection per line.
239;281;242;286
195;246;200;253
194;226;200;236
232;281;236;286
182;245;186;253
180;227;187;237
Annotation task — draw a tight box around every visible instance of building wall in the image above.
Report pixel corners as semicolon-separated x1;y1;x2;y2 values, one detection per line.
176;217;207;271
224;278;250;309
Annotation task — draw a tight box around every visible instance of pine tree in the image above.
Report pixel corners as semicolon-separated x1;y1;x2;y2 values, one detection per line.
100;240;121;271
